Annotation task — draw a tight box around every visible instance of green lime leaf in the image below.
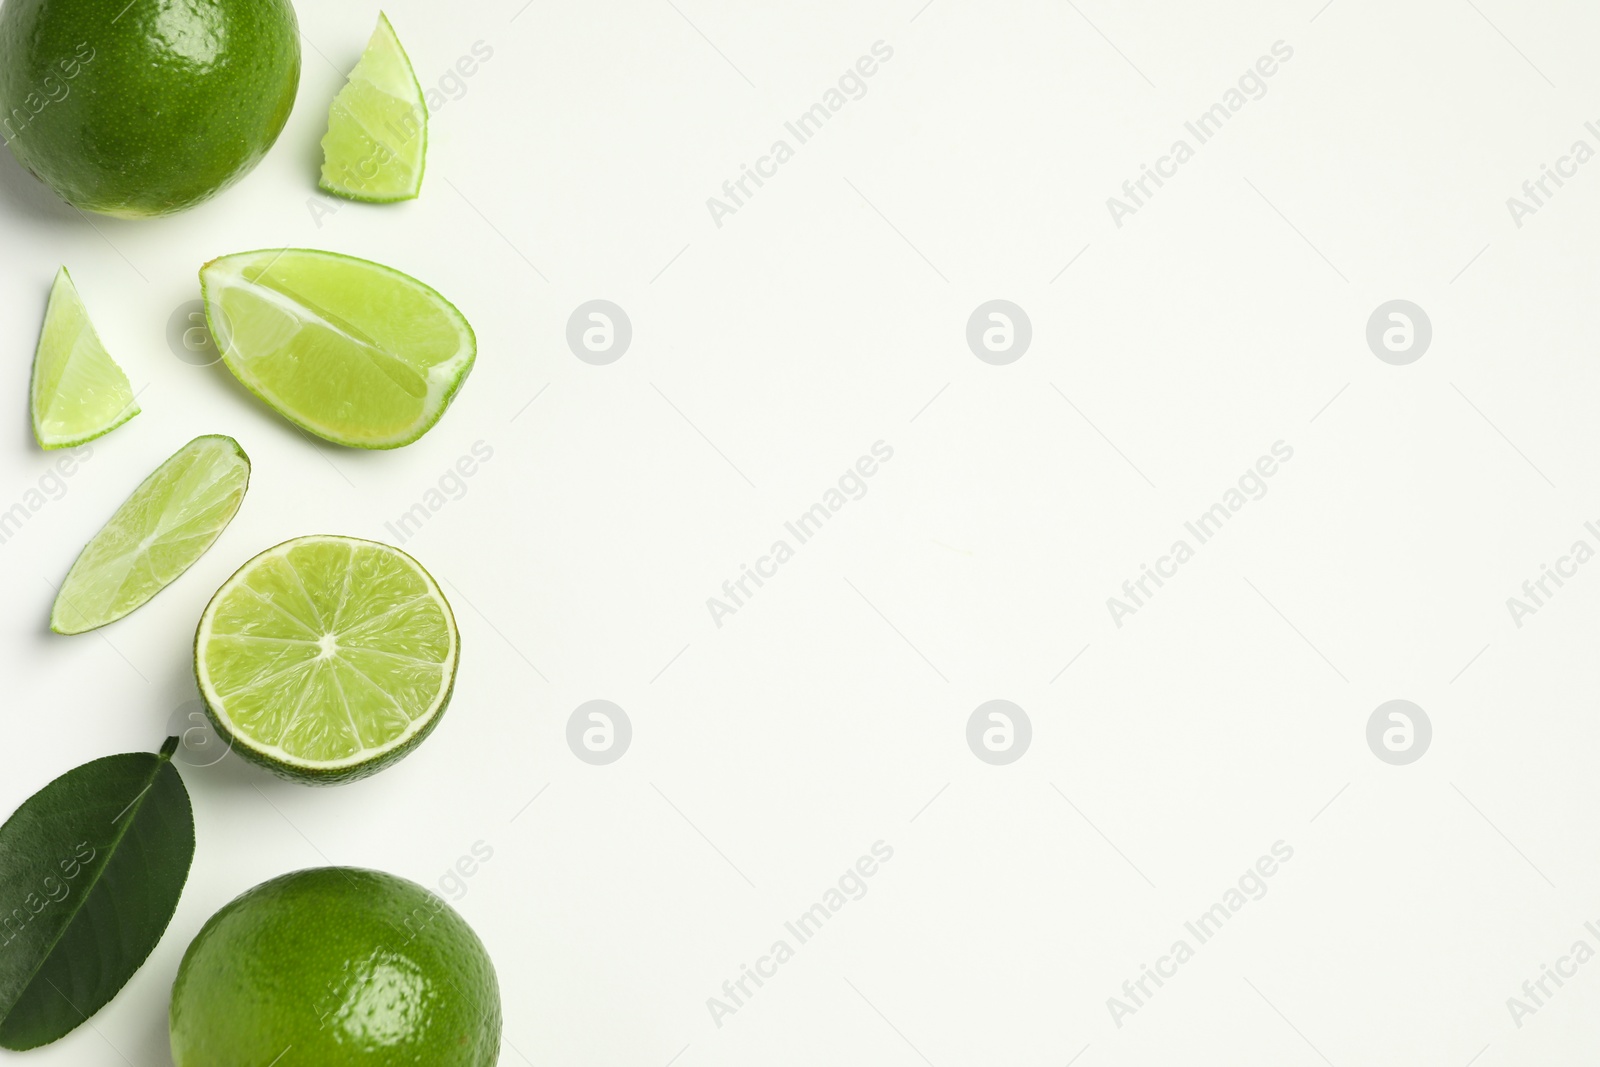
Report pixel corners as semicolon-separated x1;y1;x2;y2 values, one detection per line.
0;738;195;1050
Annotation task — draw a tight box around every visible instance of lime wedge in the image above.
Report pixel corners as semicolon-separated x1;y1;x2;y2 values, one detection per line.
319;13;427;202
200;249;475;449
52;436;250;635
194;535;459;785
30;267;139;449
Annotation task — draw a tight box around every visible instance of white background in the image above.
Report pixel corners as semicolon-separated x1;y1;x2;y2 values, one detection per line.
2;0;1600;1063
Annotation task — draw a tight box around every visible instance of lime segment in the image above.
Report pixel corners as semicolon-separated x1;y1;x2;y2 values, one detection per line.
52;436;250;635
195;536;459;784
201;248;475;449
30;268;139;449
320;13;427;202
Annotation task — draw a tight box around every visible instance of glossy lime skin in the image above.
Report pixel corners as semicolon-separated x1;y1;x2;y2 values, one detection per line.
0;0;300;217
170;868;502;1066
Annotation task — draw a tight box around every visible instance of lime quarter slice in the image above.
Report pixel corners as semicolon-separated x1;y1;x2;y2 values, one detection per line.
194;535;459;785
320;13;427;202
52;436;250;634
201;248;475;449
30;267;139;449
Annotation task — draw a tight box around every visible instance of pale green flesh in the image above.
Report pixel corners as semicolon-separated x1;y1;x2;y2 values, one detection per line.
201;249;475;449
319;13;427;202
52;436;249;634
197;537;456;769
30;267;139;449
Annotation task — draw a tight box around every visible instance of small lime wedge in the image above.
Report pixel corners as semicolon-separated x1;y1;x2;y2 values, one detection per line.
52;436;250;634
194;535;459;785
319;13;427;202
30;268;139;449
201;248;475;449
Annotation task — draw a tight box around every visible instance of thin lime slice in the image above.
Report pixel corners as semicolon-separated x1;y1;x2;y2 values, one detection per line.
52;436;250;635
319;13;427;202
194;535;459;785
201;248;475;449
30;267;139;449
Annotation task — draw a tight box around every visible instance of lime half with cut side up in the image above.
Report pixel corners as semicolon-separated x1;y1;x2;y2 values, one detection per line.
52;435;249;634
200;248;475;449
194;535;459;785
320;12;428;202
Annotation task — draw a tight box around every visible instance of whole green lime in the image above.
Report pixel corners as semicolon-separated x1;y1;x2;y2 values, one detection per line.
0;0;301;217
169;868;502;1066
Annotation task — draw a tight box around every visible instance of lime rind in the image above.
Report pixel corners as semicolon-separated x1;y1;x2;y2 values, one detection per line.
30;267;140;450
169;867;501;1063
319;12;427;203
0;0;302;218
194;535;459;785
51;435;250;634
200;248;475;450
